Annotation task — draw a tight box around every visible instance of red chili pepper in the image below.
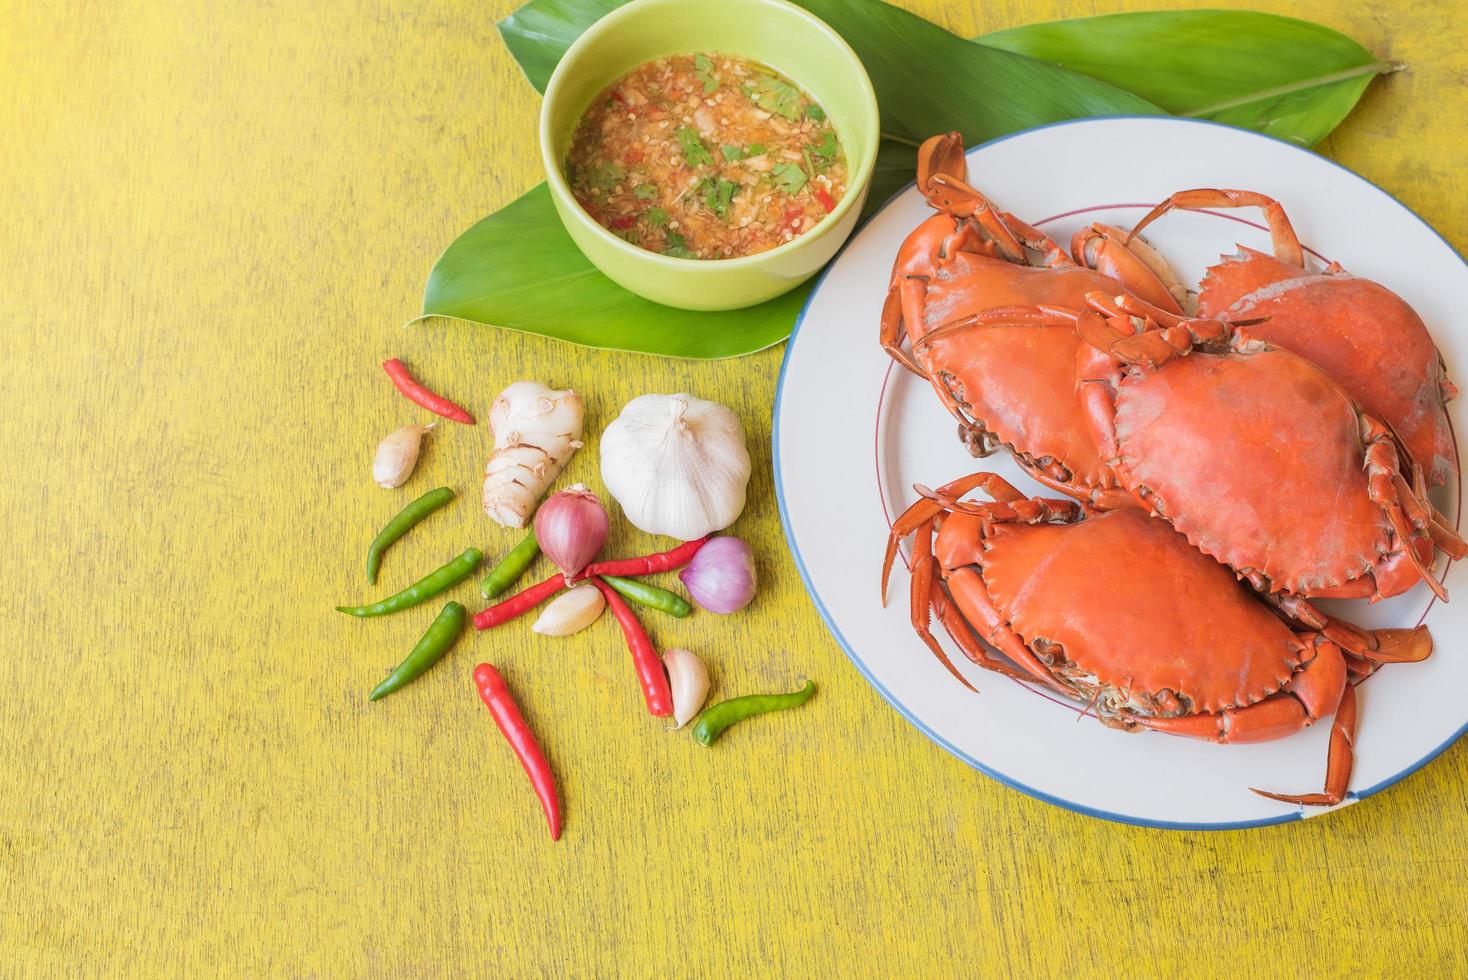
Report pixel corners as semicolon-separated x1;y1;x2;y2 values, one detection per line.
473;664;562;841
473;573;566;630
576;536;711;581
610;89;626;104
622;146;644;165
611;214;637;229
592;577;673;717
382;359;476;424
783;207;804;231
814;187;837;213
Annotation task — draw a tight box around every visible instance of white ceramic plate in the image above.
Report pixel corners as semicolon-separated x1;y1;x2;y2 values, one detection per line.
774;117;1467;829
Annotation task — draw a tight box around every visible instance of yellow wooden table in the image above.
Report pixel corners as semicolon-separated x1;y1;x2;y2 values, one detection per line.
4;0;1465;974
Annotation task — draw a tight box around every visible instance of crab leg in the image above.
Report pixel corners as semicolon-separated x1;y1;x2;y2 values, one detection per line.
1430;513;1467;558
1091;289;1269;335
908;512;978;693
924;180;1024;259
1018;465;1138;511
1252;684;1357;807
1361;426;1450;601
1080;291;1232;365
1071;223;1187;313
1126;189;1305;269
914;471;1027;508
912;304;1090;354
882;472;1007;602
1267;593;1433;664
883;214;1001;378
996;211;1071;269
1137;638;1355;806
918;485;1083;528
879;286;926;377
1401;457;1466;557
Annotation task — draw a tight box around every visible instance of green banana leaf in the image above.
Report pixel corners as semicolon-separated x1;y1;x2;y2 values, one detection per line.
424;1;1386;358
978;11;1390;148
497;0;620;91
417;183;809;358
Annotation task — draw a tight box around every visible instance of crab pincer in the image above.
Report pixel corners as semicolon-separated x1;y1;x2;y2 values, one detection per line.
880;131;1186;508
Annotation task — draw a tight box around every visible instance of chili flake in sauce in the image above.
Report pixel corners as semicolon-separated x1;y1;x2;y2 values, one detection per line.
565;53;848;260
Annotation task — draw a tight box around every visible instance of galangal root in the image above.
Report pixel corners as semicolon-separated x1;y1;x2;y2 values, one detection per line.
483;381;585;528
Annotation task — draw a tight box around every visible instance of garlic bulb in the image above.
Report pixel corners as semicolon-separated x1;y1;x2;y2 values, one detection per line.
600;393;752;540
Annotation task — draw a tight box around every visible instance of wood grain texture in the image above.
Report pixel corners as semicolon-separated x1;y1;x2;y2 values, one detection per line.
2;0;1465;975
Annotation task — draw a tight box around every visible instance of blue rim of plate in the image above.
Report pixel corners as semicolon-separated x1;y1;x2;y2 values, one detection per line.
772;114;1468;831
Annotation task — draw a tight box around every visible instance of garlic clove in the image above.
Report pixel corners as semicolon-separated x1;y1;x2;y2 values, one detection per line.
663;647;710;730
374;424;433;488
531;583;606;636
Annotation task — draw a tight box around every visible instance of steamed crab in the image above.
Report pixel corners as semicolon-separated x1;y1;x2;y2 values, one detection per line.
880;132;1185;506
1126;189;1458;484
883;472;1433;805
1074;291;1464;601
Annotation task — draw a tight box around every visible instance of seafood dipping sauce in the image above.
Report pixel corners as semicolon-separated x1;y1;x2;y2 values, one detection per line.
565;53;847;260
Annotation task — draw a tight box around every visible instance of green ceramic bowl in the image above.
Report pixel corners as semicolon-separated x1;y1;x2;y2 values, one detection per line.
539;0;880;312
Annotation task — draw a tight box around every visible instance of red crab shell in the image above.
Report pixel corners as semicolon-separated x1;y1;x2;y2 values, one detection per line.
954;506;1309;719
1076;294;1460;601
1198;246;1457;485
893;212;1131;492
880;132;1186;506
1112;346;1400;594
1127;188;1458;486
884;471;1434;804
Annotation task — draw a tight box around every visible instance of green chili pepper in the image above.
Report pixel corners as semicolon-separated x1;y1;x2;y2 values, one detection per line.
366;486;455;584
369;601;466;701
691;680;816;747
337;548;482;617
480;530;540;599
601;575;692;618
